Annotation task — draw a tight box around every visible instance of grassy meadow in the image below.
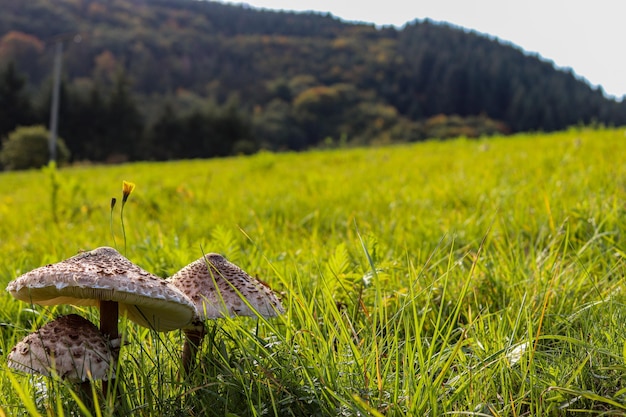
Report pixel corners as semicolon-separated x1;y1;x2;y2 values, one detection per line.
1;128;626;416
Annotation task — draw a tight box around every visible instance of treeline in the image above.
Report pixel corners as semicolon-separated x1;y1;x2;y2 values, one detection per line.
1;0;625;164
0;61;508;163
1;62;255;162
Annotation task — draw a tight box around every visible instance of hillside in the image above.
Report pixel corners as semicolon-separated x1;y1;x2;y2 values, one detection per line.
1;0;625;163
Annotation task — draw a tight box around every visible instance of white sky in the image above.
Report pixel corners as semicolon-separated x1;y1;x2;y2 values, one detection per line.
221;0;626;100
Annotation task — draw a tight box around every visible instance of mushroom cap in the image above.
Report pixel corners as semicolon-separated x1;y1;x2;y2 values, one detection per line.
168;253;285;321
8;314;115;381
6;247;195;332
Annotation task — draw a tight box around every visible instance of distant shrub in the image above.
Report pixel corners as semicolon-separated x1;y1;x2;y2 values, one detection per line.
0;125;70;170
419;114;510;140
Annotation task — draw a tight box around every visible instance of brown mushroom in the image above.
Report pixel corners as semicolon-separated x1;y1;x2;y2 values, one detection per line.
8;314;116;382
168;253;285;373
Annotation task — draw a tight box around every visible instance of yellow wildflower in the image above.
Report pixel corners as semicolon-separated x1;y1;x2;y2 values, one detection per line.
122;181;135;203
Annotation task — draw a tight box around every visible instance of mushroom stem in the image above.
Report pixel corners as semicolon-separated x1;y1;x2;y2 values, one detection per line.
182;322;206;375
78;381;95;410
99;300;119;396
100;300;120;341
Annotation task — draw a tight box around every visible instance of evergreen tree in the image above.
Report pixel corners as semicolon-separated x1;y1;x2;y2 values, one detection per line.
0;62;34;138
60;84;109;161
105;72;144;161
143;103;187;160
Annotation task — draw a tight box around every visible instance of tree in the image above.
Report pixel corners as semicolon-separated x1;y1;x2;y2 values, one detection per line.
252;99;306;150
105;72;144;161
0;31;45;83
0;62;34;138
207;100;253;156
60;83;109;161
142;103;188;160
293;83;358;146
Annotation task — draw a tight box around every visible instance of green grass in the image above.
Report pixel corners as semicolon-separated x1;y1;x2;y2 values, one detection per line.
1;127;626;416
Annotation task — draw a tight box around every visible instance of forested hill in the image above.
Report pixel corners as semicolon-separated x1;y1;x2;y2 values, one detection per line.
1;0;625;163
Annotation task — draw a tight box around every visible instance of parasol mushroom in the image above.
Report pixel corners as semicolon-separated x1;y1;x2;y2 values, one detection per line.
8;314;117;382
168;253;285;373
6;246;196;392
6;246;195;337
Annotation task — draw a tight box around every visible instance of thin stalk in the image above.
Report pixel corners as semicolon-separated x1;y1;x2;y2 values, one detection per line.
110;198;117;249
120;203;127;255
120;181;135;256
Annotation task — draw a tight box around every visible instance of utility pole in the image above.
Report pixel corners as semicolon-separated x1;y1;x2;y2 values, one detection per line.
48;40;63;164
47;33;82;164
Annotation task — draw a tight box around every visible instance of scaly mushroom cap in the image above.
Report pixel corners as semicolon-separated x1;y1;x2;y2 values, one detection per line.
168;253;285;321
6;247;194;332
8;314;116;381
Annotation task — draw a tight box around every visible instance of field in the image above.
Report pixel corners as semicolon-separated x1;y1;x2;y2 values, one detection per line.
1;128;626;416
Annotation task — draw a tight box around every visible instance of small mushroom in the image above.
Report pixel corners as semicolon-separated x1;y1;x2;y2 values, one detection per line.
8;314;116;382
168;253;285;373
